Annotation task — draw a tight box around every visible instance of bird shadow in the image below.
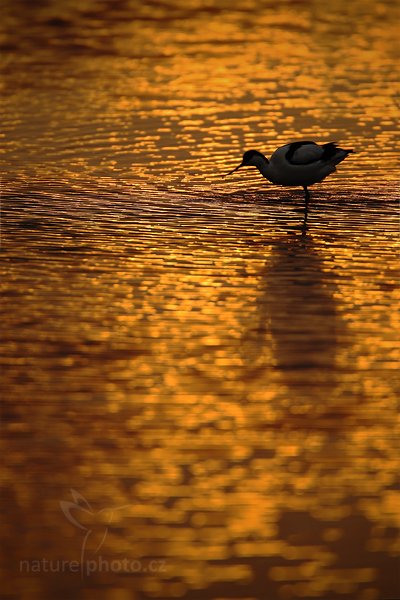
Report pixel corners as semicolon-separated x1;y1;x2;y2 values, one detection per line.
239;230;358;422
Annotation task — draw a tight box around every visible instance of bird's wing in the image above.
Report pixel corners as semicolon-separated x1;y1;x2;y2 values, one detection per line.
285;141;324;165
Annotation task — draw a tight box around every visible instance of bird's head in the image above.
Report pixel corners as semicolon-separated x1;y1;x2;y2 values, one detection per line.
225;150;267;176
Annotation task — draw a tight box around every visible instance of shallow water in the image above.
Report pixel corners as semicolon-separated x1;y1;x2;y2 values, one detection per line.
1;1;399;599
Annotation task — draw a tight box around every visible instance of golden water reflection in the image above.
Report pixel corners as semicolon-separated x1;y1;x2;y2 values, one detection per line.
1;0;399;599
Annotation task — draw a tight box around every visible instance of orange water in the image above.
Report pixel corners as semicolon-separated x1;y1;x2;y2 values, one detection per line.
1;1;399;599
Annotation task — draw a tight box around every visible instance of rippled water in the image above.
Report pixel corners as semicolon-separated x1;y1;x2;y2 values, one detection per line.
1;1;399;599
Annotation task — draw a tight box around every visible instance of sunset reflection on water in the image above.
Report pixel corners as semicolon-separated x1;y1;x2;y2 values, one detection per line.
1;0;399;599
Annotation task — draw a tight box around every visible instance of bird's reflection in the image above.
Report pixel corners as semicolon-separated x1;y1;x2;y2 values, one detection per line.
243;230;342;411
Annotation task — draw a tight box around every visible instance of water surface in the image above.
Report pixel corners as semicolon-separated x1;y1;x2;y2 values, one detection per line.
1;1;399;599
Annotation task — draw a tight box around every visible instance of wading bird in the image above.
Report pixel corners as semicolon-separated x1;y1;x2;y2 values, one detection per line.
225;141;353;203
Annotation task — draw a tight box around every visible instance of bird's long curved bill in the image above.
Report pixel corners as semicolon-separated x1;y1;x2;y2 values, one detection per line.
225;163;243;176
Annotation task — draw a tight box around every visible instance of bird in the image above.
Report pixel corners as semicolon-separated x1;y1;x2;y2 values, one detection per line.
225;141;353;203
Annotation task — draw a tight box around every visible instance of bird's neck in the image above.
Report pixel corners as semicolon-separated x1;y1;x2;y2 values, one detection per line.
253;155;270;178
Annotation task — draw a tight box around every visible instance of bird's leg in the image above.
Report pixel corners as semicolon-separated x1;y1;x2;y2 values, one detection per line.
303;186;310;202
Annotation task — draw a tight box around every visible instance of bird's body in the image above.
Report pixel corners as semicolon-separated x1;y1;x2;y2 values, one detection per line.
226;141;353;200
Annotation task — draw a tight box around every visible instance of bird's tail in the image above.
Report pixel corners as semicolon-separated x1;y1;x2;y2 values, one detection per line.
322;143;353;165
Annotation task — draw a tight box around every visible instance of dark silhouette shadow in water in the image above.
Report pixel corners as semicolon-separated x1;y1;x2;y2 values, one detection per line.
301;195;310;234
241;227;353;416
267;232;337;405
